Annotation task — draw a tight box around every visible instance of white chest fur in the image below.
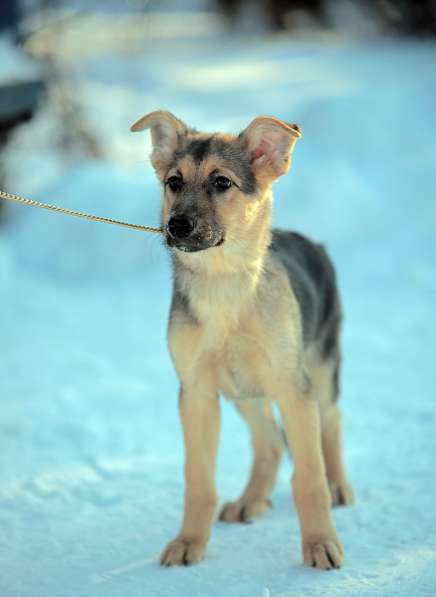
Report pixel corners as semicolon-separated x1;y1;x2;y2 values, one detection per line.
170;252;301;398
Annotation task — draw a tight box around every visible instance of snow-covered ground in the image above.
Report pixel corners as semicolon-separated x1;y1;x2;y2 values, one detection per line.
1;12;436;597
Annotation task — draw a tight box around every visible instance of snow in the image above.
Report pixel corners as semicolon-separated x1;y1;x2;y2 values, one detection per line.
1;13;436;597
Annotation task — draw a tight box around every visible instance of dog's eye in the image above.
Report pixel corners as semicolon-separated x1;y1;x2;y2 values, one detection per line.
166;176;183;192
213;176;232;192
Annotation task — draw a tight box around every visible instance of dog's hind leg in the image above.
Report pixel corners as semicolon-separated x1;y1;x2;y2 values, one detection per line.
321;404;354;507
313;358;354;507
219;399;284;523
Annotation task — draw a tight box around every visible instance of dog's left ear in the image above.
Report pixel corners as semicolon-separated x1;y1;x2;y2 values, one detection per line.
240;116;302;179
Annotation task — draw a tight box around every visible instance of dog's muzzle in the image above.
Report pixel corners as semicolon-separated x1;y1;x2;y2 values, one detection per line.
166;215;224;253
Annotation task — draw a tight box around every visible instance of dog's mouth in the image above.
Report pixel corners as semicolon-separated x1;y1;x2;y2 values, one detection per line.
167;235;225;253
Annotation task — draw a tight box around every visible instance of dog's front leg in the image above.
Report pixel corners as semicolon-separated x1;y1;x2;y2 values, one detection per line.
275;380;344;570
160;382;220;566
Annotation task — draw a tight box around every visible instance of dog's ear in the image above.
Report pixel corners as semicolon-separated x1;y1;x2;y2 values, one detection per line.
130;110;188;174
240;116;302;179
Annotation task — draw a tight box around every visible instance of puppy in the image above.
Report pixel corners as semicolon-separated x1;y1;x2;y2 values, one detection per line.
131;111;354;569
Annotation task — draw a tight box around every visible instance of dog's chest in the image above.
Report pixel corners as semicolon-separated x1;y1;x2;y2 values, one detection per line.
177;262;295;399
217;329;270;400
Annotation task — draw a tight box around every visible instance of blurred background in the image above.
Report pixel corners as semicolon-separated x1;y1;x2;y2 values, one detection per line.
1;2;436;596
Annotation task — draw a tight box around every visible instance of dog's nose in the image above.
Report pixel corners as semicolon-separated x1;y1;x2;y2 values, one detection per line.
167;215;195;240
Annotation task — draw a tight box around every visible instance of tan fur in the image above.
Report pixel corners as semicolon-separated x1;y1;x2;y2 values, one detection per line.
305;352;354;506
219;399;283;522
132;111;352;570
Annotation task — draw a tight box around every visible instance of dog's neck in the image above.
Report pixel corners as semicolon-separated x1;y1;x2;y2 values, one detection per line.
172;191;273;331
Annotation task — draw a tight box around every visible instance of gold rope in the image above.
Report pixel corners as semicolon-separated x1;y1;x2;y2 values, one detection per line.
0;189;163;234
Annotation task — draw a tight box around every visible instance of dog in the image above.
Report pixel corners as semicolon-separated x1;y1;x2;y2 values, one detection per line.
130;110;354;569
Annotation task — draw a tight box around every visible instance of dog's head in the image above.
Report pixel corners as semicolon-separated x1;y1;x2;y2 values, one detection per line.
131;111;301;255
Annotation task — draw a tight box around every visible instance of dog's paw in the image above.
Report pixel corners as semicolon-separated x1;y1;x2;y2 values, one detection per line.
303;536;344;570
160;537;206;567
329;481;355;507
219;497;272;523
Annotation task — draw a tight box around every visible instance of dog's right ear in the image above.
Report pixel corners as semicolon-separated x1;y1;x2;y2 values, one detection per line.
130;110;187;174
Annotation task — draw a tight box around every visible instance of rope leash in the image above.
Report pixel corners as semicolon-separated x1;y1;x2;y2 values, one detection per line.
0;189;163;234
